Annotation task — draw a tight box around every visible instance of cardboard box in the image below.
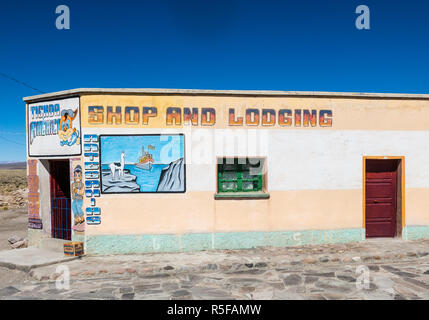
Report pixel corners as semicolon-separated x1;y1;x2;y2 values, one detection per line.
64;241;84;256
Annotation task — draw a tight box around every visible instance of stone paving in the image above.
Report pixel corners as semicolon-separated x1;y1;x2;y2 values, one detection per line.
3;257;429;300
2;238;429;300
26;238;429;282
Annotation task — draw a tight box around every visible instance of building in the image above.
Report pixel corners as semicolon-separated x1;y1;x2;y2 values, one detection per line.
24;88;429;255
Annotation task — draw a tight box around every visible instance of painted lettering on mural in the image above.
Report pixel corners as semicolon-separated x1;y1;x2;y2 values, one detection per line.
83;135;102;225
99;134;185;194
88;106;332;127
28;97;81;156
230;108;332;127
29;104;61;143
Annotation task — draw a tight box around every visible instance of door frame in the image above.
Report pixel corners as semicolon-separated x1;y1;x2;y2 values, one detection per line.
362;156;405;237
49;159;72;240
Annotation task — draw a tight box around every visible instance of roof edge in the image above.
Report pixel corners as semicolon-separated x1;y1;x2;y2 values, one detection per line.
22;88;429;103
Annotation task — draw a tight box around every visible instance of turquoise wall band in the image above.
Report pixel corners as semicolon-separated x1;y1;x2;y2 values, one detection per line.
402;225;429;240
84;228;365;255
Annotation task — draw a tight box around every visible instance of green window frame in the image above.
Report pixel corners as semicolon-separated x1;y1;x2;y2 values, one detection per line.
217;158;263;193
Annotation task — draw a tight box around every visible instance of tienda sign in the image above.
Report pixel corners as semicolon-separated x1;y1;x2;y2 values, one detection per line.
28;97;82;156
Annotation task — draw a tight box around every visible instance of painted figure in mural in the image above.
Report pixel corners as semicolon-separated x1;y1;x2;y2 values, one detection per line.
109;151;126;181
71;165;85;231
58;109;80;146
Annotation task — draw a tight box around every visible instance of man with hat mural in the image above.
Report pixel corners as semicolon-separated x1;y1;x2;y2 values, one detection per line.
71;165;85;231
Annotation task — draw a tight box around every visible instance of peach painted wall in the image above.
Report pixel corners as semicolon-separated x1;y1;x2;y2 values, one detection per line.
73;94;429;236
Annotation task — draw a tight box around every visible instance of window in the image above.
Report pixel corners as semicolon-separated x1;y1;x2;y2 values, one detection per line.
216;157;269;199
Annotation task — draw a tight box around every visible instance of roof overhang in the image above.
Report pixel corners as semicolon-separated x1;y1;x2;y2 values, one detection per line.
23;88;429;103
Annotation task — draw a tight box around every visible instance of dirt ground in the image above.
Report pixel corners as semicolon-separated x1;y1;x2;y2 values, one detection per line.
0;169;26;192
0;167;28;250
0;266;29;289
0;169;27;210
0;207;29;288
0;208;28;251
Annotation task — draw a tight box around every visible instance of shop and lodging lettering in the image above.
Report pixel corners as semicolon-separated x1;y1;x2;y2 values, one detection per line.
24;88;429;254
87;105;333;127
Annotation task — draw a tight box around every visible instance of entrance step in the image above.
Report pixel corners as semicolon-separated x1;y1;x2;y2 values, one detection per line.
0;247;80;272
40;238;68;252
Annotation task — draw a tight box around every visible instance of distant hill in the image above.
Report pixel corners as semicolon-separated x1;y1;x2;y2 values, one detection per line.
0;162;26;170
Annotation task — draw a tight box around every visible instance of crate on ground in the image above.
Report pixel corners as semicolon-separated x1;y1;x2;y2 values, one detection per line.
64;241;84;256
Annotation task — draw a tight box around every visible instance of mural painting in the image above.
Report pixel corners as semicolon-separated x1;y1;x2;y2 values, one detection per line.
59;108;80;146
28;97;81;156
71;164;85;232
100;134;185;193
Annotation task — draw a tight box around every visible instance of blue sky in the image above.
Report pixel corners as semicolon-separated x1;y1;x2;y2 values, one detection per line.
1;0;429;161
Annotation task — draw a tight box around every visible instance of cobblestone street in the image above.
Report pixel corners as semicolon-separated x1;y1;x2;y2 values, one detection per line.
2;239;429;300
3;257;429;300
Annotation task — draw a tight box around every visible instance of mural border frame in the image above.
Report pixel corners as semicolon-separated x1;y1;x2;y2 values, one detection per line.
98;133;186;195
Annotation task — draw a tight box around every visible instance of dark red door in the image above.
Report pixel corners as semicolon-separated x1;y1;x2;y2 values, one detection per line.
50;160;71;240
365;170;397;237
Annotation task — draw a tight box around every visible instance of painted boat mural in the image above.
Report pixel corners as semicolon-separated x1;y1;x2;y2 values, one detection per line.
135;145;154;170
100;134;185;193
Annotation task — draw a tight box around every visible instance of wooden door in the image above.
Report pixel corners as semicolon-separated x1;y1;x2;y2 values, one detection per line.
365;170;397;237
50;160;71;240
